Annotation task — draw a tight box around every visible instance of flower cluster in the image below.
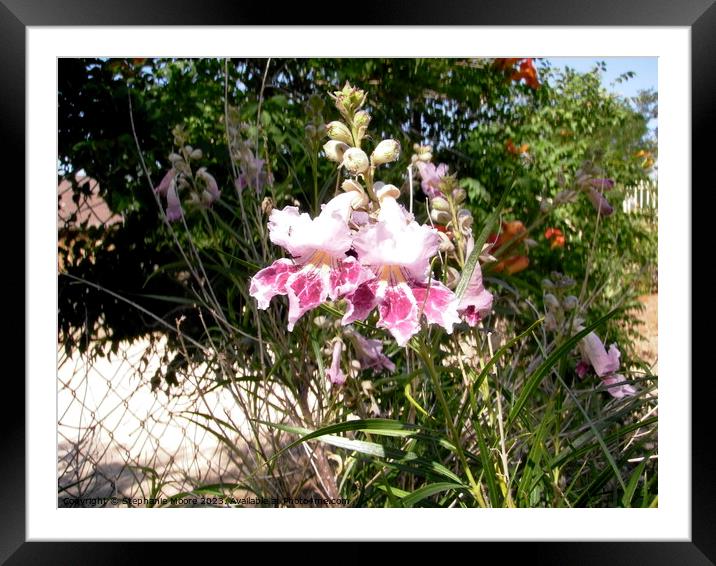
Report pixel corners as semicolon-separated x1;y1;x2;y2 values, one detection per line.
226;107;274;195
493;58;540;89
250;83;493;348
154;126;221;222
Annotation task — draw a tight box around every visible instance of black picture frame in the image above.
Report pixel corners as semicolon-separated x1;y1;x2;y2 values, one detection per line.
5;0;712;562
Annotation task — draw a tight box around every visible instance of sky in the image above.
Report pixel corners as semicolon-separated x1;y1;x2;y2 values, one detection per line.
545;57;657;99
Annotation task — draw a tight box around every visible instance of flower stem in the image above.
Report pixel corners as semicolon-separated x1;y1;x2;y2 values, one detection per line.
414;341;486;507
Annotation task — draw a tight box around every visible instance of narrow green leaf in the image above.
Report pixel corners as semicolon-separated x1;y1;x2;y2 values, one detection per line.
508;308;620;425
401;482;466;508
455;184;512;302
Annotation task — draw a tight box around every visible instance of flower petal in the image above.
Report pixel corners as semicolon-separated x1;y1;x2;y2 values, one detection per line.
412;280;461;334
329;256;374;300
376;281;420;347
326;339;347;385
601;374;637;398
457;263;493;326
285;265;330;331
249;258;298;310
342;280;380;325
580;332;621;377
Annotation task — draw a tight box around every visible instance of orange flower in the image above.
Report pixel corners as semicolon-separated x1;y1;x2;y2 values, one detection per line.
488;220;530;274
544;227;566;249
506;139;530;155
510;58;540;89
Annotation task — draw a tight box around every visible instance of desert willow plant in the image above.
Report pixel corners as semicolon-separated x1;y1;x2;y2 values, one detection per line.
133;75;656;508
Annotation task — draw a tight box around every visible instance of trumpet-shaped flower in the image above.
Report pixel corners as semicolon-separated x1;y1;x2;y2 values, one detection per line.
415;162;449;199
345;328;396;373
249;192;372;330
326;338;347;385
165;181;183;222
457;262;493;326
579;330;621;377
577;328;637;399
343;196;460;346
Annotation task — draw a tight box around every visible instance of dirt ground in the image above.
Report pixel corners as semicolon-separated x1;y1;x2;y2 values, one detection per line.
634;293;658;373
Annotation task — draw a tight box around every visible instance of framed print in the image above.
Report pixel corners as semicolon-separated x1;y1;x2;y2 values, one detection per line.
5;0;712;562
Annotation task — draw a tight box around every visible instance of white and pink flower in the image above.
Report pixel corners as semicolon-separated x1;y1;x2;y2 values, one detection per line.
249;192;372;331
343;195;460;346
577;328;637;398
415;162;449;199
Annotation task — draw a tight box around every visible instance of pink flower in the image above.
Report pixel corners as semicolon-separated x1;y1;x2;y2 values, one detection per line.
155;169;175;198
601;374;637;398
326;339;347;385
415;162;449;199
345;328;396;373
577;329;637;399
236;152;273;194
343;195;460;346
249;192;372;331
579;331;621;377
457;262;493;326
165;181;183;222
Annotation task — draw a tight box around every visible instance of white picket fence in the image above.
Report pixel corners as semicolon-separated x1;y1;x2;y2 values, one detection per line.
622;181;658;215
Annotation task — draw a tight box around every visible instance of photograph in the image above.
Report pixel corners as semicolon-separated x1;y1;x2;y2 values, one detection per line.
57;56;659;510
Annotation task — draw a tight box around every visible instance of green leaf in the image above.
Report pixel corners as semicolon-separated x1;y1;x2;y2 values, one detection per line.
401;482;466;508
455;184;512;302
508;307;620;425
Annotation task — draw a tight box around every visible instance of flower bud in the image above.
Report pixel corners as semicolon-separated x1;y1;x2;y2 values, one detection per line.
354;110;371;140
562;295;578;311
341;179;365;195
445;266;460;289
261;196;273;215
190;148;203;160
341;148;370;175
376;183;400;202
452;187;467;204
431;196;451;211
326;121;354;145
430;209;451;225
544;293;560;311
169;152;183;163
305;124;316;138
323;140;349;163
542;278;555;289
540;197;553;213
371;139;401;166
457;209;473;232
437;231;455;253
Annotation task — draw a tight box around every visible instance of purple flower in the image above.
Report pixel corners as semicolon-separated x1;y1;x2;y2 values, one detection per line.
586;187;614;216
601;374;637;398
345;328;396;373
415;162;449;199
165;181;183;222
343;195;460;346
326;339;347;385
